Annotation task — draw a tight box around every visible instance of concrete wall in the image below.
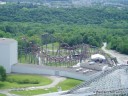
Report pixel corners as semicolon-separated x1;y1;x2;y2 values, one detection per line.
10;42;18;66
0;44;11;73
12;64;102;81
0;38;18;73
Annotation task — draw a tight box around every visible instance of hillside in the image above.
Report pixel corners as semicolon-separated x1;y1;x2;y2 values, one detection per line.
0;3;128;54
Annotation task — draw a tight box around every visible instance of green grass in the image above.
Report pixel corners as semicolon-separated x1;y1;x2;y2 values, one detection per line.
0;93;6;96
0;74;52;89
10;78;82;96
57;78;82;90
18;54;38;64
10;89;52;96
43;42;59;50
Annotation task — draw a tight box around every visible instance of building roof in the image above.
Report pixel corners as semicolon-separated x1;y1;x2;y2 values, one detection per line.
0;38;17;44
91;54;106;60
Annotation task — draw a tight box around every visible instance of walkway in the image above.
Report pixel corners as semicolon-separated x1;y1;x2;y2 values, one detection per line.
23;76;66;90
102;43;128;64
0;89;18;96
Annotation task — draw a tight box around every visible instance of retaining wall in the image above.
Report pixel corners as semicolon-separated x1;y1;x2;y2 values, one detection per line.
12;64;102;81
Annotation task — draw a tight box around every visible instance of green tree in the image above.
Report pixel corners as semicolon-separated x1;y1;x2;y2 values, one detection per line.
0;66;6;81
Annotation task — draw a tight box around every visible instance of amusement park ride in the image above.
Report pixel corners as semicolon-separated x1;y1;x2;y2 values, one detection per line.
19;33;113;67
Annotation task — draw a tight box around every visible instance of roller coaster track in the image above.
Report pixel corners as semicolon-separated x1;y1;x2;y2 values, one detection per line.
40;43;89;63
63;64;128;95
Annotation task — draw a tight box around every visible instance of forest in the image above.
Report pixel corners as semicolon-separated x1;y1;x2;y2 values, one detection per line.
0;3;128;54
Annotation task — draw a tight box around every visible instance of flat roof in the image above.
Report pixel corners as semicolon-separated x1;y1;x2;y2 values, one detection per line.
0;38;17;44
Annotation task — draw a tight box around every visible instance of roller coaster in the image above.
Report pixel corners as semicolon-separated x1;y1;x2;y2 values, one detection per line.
19;33;111;67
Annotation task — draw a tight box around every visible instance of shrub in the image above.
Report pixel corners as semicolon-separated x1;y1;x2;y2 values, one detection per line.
0;66;6;81
7;77;40;84
17;79;39;84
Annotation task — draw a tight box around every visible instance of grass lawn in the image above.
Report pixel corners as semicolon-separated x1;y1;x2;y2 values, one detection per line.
10;78;82;96
19;54;38;64
0;74;52;89
0;93;6;96
57;78;82;90
43;42;59;50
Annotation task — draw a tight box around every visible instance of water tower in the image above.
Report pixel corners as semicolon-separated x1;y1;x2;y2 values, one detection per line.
0;38;18;73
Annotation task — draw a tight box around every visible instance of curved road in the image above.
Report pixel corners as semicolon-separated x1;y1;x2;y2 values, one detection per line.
102;43;128;64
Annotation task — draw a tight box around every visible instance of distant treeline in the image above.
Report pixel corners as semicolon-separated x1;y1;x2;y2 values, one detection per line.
3;0;128;5
0;4;127;24
0;3;128;54
3;0;70;3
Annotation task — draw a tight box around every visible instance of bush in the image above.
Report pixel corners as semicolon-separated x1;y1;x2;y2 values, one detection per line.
6;76;40;84
17;79;39;84
0;66;6;81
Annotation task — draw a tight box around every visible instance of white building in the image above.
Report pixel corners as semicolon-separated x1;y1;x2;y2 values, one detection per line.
0;38;18;73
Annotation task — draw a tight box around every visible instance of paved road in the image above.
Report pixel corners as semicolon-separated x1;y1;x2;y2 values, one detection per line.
102;43;128;64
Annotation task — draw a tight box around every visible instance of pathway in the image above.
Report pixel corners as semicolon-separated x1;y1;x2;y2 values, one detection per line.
102;43;128;64
0;89;17;96
23;76;66;90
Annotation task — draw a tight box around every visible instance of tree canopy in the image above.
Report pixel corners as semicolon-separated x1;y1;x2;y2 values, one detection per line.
0;3;128;54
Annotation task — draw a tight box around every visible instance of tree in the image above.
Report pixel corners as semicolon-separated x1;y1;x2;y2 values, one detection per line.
0;66;6;81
